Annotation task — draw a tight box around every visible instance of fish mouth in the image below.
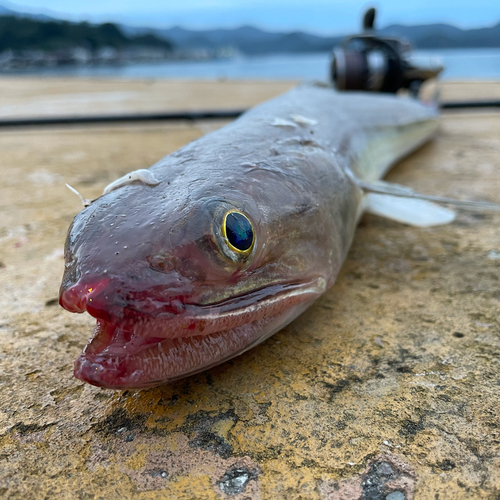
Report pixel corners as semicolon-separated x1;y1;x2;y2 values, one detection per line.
64;278;326;390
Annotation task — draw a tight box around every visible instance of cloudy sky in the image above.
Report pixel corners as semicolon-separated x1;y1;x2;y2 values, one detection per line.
3;0;499;33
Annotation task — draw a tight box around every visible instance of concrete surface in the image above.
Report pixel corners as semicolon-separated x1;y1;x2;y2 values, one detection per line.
0;80;499;499
0;78;295;118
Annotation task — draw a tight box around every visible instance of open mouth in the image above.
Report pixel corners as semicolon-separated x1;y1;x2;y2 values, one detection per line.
63;278;326;389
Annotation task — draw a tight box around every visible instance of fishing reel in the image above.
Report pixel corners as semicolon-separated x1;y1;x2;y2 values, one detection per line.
331;8;443;95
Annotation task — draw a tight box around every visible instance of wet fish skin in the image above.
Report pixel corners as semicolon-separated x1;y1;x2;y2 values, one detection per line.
59;84;437;389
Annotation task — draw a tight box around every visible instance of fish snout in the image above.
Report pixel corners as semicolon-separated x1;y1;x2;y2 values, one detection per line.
59;278;114;316
59;273;193;323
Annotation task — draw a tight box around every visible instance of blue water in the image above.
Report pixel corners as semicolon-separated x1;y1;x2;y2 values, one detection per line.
22;48;500;80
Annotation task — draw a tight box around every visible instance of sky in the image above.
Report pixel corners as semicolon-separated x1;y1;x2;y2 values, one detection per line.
2;0;500;33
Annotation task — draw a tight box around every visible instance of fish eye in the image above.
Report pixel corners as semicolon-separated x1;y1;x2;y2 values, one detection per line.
222;211;255;253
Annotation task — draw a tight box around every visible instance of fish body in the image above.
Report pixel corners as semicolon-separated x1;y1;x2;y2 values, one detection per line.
59;84;438;389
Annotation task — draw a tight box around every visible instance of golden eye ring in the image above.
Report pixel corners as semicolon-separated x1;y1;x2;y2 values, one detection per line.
221;210;255;255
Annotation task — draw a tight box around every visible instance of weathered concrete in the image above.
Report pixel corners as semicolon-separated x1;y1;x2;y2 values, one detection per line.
0;80;499;499
0;78;295;118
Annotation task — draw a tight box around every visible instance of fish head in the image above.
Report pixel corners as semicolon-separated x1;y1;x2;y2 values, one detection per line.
60;167;330;389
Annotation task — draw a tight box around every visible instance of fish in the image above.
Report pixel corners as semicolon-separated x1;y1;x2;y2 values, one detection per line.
58;83;490;390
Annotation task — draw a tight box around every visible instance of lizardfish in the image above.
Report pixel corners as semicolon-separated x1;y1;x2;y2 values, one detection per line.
59;84;464;389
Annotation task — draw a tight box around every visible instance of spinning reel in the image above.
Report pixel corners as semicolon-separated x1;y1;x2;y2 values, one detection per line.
331;8;442;95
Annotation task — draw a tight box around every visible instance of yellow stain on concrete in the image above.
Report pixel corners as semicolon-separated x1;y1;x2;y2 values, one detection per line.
125;448;149;471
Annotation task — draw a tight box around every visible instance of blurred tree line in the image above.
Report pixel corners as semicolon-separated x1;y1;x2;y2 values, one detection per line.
0;16;173;51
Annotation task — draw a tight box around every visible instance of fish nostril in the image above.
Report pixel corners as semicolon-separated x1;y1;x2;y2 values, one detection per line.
84;282;120;322
148;253;176;273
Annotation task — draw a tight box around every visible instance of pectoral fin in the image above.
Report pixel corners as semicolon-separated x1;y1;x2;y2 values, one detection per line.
357;178;500;227
358;179;500;211
365;193;455;227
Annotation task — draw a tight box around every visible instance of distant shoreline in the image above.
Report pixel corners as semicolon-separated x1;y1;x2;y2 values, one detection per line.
1;49;497;81
1;10;500;70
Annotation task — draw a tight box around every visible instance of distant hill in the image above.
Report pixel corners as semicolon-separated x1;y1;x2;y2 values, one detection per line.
380;22;500;49
121;25;343;54
0;3;52;21
0;5;15;15
1;3;499;54
122;21;500;54
0;16;173;51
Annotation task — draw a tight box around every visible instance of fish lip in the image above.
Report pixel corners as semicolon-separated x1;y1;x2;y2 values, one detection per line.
124;278;324;318
87;277;326;338
76;278;326;354
74;357;146;390
73;278;326;389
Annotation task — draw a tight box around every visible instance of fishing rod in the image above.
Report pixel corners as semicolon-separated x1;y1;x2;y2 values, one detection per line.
0;110;246;127
0;99;497;128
